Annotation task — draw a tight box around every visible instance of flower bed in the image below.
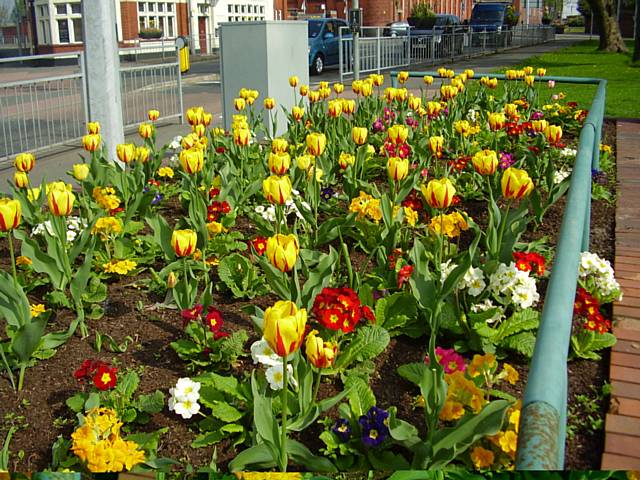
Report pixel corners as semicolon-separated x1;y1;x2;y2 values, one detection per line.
0;68;620;473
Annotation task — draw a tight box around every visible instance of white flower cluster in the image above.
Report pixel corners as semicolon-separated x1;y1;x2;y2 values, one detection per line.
579;251;622;302
560;147;577;158
489;262;540;310
32;216;87;242
250;338;296;391
440;261;486;297
255;189;311;224
553;167;572;184
471;299;504;324
168;377;201;419
169;135;182;151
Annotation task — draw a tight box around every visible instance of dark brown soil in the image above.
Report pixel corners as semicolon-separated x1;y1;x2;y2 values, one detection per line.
0;121;617;472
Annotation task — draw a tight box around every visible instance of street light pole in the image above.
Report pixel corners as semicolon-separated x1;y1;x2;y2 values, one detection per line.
352;0;360;80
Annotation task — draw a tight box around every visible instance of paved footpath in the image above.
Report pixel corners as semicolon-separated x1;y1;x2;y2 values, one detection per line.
601;120;640;469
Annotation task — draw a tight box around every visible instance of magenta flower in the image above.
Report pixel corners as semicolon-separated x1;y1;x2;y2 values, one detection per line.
499;152;515;169
425;347;466;374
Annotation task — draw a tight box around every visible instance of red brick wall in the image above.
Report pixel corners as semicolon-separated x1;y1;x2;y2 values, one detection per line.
362;0;393;27
120;1;139;41
176;2;189;36
36;44;82;54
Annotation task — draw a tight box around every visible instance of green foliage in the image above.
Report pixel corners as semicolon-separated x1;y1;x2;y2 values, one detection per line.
171;324;248;372
218;253;269;299
570;328;617;360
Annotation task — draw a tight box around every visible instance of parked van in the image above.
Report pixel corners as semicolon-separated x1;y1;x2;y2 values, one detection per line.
308;18;349;75
470;2;510;32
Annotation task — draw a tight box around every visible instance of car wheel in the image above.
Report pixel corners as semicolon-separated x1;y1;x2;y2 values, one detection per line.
310;54;324;75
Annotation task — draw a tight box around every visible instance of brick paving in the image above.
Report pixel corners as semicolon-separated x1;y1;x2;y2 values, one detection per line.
601;120;640;470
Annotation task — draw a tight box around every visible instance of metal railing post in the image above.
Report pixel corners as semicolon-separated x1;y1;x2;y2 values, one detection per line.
79;52;90;123
376;28;381;74
177;49;184;124
339;27;344;83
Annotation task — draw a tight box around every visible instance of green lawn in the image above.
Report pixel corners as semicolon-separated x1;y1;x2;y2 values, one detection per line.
498;40;640;118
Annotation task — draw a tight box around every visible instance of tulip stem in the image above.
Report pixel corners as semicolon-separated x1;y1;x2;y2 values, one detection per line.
280;355;289;472
17;365;25;391
496;201;511;262
0;342;16;390
7;232;18;287
312;370;322;404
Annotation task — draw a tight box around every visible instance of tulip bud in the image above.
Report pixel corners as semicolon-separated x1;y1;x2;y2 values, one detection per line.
0;198;22;231
296;155;313;171
171;229;197;257
263;175;292;205
202;112;212;126
306;132;327;157
180;148;204;174
299;85;309;96
268;152;291;175
289;76;299;88
116;144;137;164
27;188;41;203
192;124;206;138
360;81;373;97
72;163;90;181
341;99;356;114
387;157;409;182
266;234;299;273
488;112;506;131
305;330;337;368
503;103;518;118
472;149;498;175
523;66;534;75
544;125;563;145
501;167;534;200
328;99;343;118
148;109;160;121
234;127;251;146
524;75;535;87
352;80;363;94
352;127;368;145
167;271;178;289
387;125;408;145
15;153;35;173
87;121;101;134
136;146;150;163
308;90;321;103
338;152;355;170
408;95;422;111
234;97;246;111
186;106;205;126
263;300;307;357
423;75;434;85
428;136;444;158
421;178;456;209
82;134;101;152
426;101;442;117
14;171;29;188
138;123;154;139
292;106;305;121
47;188;76;216
464;69;475;78
531;119;549;133
264;97;276;110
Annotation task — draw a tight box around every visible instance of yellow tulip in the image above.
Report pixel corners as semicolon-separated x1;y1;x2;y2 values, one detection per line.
263;300;307;357
27;188;41;202
202;112;212;126
193;124;206;138
299;85;309;97
171;229;197;257
341;99;356;114
14;171;29;188
472;149;498;175
397;71;409;84
308;90;321;103
82;133;101;152
138;123;154;139
387;125;408;145
306;132;327;156
544;125;563;145
387;157;409;182
426;101;442;117
333;82;345;94
328;99;343;117
15;153;35;172
523;66;534;75
296;154;313;171
263;175;292;205
352;127;368;145
292;106;305;121
305;330;337;368
524;75;535;87
395;88;408;102
361;82;373;98
370;74;384;86
384;87;397;103
87;121;100;134
503;103;518;118
268;152;291;175
505;69;518;80
408;95;422;111
47;188;75;216
289;76;299;87
451;77;465;92
501;167;534;200
454;120;472;136
440;85;459;100
266;234;299;273
0;198;21;231
136;146;150;163
148;109;160;121
338;152;355;170
423;75;434;85
536;68;547;77
72;163;90;181
428;135;444;158
239;88;249;99
116;144;136;164
271;138;288;154
234;97;246;111
352;80;363;94
488;112;506;131
264;97;276;110
421;178;456;209
234;127;251;146
46;181;72;194
186;106;205;126
180;148;204;174
531;119;549;133
464;69;475;78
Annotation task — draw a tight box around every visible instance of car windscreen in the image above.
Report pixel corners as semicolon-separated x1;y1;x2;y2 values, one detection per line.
435;17;447;26
471;7;504;22
308;21;322;38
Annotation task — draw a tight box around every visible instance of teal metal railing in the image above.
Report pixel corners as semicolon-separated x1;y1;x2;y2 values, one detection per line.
391;71;607;469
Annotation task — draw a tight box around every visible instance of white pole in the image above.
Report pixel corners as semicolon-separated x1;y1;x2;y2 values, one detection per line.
82;0;124;163
525;0;529;26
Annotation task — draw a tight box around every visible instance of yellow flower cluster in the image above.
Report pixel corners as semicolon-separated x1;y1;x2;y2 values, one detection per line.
102;259;137;275
428;211;471;238
92;217;123;239
468;353;497;378
93;187;121;211
71;408;145;472
158;167;174;178
439;371;486;421
392;205;418;227
30;303;46;318
349;191;382;223
454;119;481;137
235;474;302;480
470;402;521;469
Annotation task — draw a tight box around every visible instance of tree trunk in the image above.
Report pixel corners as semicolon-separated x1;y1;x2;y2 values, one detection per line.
634;0;640;62
586;0;627;52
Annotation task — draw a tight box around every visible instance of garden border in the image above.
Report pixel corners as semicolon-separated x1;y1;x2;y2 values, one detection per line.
389;71;607;470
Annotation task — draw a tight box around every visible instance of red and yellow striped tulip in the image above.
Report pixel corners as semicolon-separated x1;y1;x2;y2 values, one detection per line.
263;300;307;357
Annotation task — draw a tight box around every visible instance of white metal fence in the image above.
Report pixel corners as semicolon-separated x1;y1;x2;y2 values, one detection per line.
0;51;183;164
339;25;555;81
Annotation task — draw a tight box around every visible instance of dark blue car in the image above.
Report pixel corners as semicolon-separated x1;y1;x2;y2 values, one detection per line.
308;18;349;75
470;2;509;32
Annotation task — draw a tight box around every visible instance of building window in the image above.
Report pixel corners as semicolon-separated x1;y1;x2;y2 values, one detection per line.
57;19;70;42
138;1;177;37
138;2;145;11
71;3;81;14
52;2;82;43
56;4;66;15
72;18;83;41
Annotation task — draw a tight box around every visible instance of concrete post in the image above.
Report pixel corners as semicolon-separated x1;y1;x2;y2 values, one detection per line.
82;0;124;163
